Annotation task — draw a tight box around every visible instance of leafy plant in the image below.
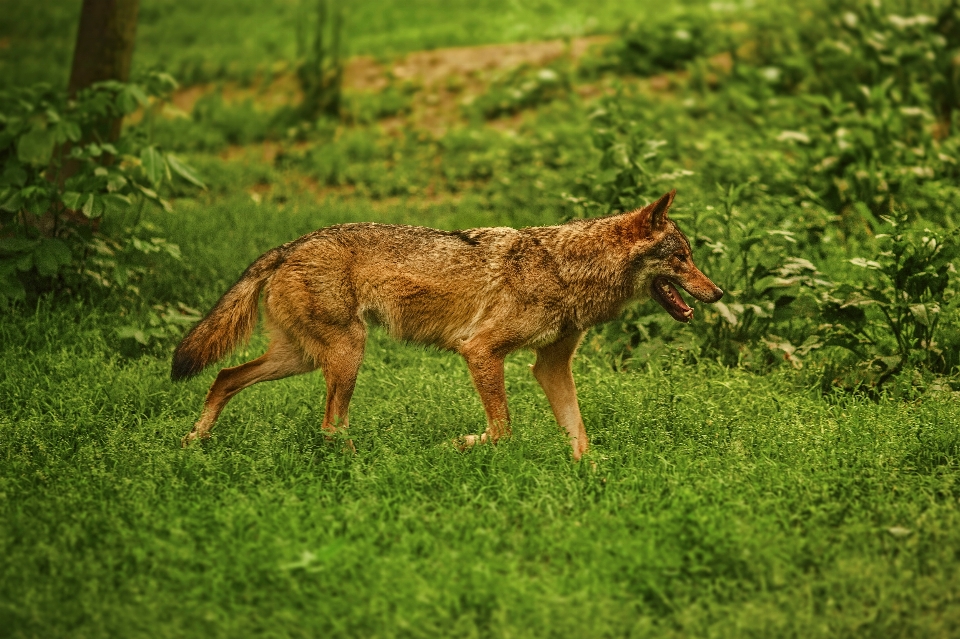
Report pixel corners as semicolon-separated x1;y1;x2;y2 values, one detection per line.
687;184;830;368
819;211;959;388
344;82;415;124
561;97;691;218
296;0;345;121
117;301;203;351
810;1;960;134
796;73;950;220
583;6;726;78
0;73;205;305
563;96;828;369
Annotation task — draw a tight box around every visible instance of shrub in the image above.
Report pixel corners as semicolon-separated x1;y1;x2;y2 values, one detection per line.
468;63;572;120
819;212;960;389
0;73;205;306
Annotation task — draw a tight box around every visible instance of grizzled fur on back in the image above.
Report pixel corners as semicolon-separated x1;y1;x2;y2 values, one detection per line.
175;214;656;380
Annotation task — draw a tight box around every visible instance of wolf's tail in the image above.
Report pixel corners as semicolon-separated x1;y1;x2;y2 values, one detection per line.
171;245;289;381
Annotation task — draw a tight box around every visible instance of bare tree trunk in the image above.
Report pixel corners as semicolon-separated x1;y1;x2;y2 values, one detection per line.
52;0;140;233
68;0;140;142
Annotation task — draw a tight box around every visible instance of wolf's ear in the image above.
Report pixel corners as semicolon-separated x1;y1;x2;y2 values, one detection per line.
631;190;676;236
648;190;675;230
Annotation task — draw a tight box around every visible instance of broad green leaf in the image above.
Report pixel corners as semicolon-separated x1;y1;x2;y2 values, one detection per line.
714;300;739;325
140;146;165;186
102;193;132;215
127;84;149;106
166;154;206;188
117;326;149;345
1;164;28;187
0;187;23;212
25;194;50;216
106;173;127;192
131;237;153;253
61;191;83;210
116;89;138;114
58;120;82;143
849;257;882;269
0;270;26;302
33;239;72;277
162;241;182;261
153;72;179;92
766;229;797;243
137;184;160;200
909;303;934;326
17;126;56;167
0;237;37;254
81;193;105;218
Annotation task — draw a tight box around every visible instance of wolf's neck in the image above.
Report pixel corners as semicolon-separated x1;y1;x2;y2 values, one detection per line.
545;218;637;328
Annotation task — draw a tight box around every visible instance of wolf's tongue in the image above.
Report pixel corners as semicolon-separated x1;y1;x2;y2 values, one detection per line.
654;277;694;322
663;281;691;313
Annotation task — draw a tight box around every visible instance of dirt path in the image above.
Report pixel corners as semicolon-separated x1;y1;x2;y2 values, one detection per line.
170;36;610;116
348;35;609;91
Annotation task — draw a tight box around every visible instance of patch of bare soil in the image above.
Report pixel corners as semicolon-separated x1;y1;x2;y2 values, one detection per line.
365;36;609;89
171;36;610;118
175;36;616;204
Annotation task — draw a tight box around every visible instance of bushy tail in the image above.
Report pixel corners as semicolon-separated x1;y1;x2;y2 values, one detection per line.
171;246;288;381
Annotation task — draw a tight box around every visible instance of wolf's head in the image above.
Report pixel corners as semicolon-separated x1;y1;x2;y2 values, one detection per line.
623;190;723;323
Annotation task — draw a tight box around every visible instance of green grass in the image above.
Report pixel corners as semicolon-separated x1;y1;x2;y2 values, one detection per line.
2;195;960;637
4;0;960;634
1;0;654;89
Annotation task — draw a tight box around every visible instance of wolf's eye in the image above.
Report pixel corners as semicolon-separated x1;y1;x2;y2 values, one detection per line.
674;252;687;262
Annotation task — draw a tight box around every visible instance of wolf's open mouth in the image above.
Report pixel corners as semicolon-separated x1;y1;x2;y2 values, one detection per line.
651;277;694;323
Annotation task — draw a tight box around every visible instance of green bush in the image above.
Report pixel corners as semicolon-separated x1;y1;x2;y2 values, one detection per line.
468;63;573;120
820;212;960;388
567;7;960;384
582;4;725;78
0;74;204;307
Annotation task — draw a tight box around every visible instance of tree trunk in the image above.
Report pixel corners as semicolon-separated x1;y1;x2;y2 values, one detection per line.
51;0;140;233
68;0;140;142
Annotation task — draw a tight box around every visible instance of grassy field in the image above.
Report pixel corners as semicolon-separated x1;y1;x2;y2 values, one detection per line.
3;0;960;636
3;198;959;638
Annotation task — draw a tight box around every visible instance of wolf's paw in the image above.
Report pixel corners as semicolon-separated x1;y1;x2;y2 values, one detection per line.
180;428;210;448
453;433;489;451
323;434;357;454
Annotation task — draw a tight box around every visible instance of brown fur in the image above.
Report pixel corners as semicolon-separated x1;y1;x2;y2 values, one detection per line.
172;190;722;459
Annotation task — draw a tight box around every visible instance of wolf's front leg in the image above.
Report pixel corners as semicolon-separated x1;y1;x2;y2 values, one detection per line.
457;342;511;450
532;332;588;460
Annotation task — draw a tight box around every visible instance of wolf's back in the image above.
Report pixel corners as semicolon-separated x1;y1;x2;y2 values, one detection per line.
171;245;288;381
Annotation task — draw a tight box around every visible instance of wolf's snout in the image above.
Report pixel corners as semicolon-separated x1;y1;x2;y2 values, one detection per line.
683;275;723;304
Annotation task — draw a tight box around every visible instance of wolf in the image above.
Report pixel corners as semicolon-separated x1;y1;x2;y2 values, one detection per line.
171;190;722;460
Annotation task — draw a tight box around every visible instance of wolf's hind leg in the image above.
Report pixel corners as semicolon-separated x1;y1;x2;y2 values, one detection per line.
182;330;314;446
532;332;588;461
458;342;511;450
